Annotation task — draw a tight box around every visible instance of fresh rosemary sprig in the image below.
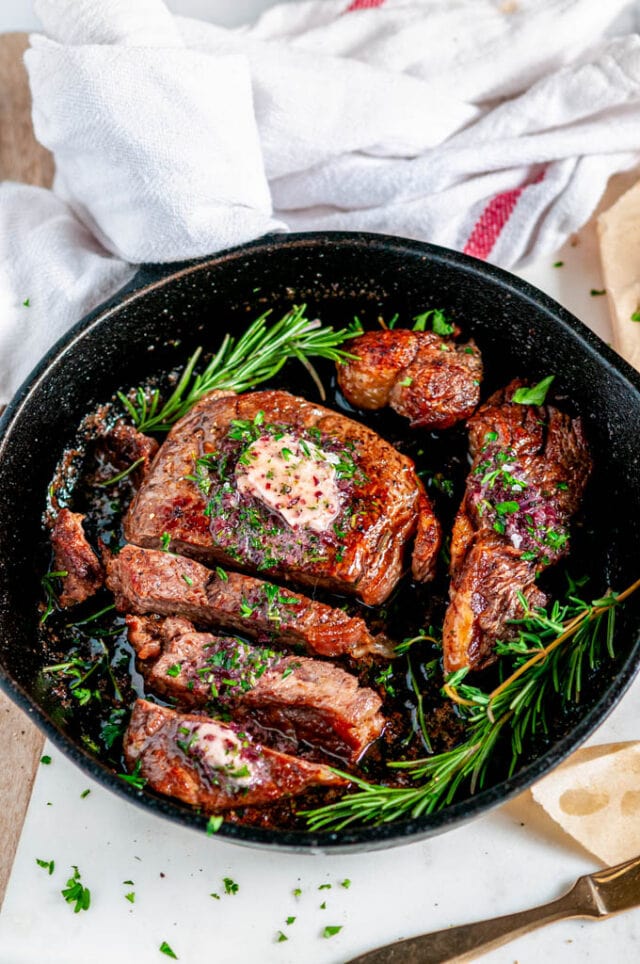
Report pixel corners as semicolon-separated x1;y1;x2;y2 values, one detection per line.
40;569;68;626
303;576;640;832
118;305;359;433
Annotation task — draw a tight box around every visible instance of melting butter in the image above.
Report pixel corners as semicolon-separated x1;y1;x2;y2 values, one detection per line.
235;432;342;533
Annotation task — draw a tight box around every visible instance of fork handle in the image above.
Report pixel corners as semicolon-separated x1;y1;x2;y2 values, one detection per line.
347;878;601;964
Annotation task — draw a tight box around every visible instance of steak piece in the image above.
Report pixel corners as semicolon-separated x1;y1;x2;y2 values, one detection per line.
123;389;441;604
443;379;591;673
100;422;159;484
123;699;346;812
50;509;104;607
108;544;392;659
336;328;483;429
130;617;385;762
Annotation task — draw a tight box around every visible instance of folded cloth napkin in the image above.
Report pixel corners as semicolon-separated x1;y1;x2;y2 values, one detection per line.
2;0;640;404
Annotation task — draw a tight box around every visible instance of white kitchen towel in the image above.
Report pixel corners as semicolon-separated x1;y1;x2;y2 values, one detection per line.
2;0;640;404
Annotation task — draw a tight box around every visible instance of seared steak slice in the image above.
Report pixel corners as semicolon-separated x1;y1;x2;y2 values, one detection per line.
336;328;483;429
123;389;440;604
443;380;591;672
100;422;159;484
123;699;346;811
132;618;385;762
50;509;104;607
108;545;391;659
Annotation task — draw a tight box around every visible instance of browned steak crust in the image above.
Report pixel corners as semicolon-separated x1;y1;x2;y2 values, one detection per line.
133;618;385;762
443;379;591;673
123;699;346;812
123;390;440;604
108;545;391;659
50;509;104;607
336;329;483;429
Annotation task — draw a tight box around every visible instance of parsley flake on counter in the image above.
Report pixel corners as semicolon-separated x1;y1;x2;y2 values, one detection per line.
341;879;351;889
80;789;91;799
159;941;178;959
323;925;343;938
320;901;327;910
553;260;564;268
590;288;606;296
223;877;239;895
36;858;55;875
123;880;134;885
276;931;288;943
61;866;91;913
40;755;51;765
206;815;224;835
318;883;332;890
210;893;220;900
286;916;296;925
631;310;640;322
125;892;135;903
292;887;302;897
23;298;30;306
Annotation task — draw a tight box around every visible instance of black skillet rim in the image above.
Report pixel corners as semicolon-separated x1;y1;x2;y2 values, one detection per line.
1;230;640;854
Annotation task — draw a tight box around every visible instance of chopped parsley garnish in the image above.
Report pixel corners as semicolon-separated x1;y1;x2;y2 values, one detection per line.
160;531;171;551
553;261;564;268
215;567;228;581
374;665;396;697
61;866;91;913
36;858;55;875
206;815;224;835
118;759;147;790
495;501;519;516
159;941;178;959
413;308;454;335
398;376;413;387
323;925;342;938
631;310;640;322
40;755;52;765
166;664;181;678
590;288;606;296
223;877;239;895
182;574;193;587
512;376;554;406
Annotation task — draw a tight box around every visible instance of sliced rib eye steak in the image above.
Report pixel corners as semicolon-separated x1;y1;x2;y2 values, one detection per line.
123;699;346;812
129;616;385;763
443;379;592;673
124;390;441;605
336;328;483;429
50;509;104;607
107;544;391;659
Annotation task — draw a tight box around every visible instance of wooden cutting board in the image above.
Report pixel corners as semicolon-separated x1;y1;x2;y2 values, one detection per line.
0;32;54;908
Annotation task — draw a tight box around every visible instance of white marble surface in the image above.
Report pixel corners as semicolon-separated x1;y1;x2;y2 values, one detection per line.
1;2;640;963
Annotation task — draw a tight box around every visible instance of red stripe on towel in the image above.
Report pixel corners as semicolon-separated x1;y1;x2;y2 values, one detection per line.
463;170;546;261
346;0;386;11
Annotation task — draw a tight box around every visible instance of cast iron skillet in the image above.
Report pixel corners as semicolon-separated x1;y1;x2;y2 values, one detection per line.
1;232;640;854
